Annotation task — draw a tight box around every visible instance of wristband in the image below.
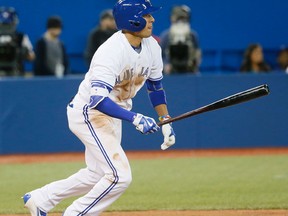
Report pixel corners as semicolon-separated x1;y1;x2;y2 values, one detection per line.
159;114;171;121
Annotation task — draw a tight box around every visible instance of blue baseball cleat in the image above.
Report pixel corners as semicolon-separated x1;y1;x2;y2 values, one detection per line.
23;193;47;216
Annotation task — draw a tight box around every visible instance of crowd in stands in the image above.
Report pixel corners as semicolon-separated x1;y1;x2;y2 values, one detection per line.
34;16;69;77
0;6;287;77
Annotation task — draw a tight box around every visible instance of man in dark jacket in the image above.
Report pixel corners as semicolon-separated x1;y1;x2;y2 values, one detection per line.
34;16;68;77
84;9;117;66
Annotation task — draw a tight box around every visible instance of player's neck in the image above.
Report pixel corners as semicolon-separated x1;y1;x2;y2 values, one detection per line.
123;31;142;47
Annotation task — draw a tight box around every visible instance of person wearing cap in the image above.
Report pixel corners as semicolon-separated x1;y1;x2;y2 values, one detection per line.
34;16;69;77
84;9;117;65
0;7;35;76
160;5;201;74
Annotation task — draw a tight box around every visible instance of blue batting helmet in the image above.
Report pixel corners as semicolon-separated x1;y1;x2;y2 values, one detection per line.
113;0;161;32
0;7;18;25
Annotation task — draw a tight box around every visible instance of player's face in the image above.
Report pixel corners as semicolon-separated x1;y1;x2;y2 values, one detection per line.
135;14;155;38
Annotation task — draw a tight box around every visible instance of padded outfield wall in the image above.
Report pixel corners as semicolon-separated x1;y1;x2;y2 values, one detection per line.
0;74;287;154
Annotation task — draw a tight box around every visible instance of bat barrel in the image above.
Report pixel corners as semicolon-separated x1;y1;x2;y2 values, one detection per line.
158;84;270;126
213;84;270;108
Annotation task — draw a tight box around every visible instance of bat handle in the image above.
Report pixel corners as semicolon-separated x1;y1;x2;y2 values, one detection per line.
157;118;173;126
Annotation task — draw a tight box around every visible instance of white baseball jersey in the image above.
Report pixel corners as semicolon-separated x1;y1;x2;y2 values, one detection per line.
73;30;163;110
28;31;164;216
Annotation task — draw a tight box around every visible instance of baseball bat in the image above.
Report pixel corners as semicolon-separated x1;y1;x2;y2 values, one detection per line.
157;84;270;126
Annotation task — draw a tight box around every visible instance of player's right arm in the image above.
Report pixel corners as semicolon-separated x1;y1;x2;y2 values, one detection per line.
89;86;159;135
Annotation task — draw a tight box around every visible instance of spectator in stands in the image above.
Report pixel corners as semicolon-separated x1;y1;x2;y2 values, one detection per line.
0;7;35;76
34;16;69;77
240;44;271;73
160;5;201;74
276;47;288;73
84;9;117;65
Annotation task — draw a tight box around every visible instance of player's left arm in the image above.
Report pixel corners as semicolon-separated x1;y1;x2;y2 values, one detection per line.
148;38;175;150
146;79;176;150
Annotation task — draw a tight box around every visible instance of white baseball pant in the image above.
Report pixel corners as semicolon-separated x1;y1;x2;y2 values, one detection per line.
29;105;132;215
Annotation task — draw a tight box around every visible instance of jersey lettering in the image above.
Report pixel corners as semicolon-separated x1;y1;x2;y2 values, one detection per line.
116;66;150;84
139;67;149;77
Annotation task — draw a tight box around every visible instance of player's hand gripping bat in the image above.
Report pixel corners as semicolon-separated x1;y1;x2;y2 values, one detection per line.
157;84;270;126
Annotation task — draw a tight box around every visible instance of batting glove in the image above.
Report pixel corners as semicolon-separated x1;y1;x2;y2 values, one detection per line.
132;113;160;134
159;115;176;150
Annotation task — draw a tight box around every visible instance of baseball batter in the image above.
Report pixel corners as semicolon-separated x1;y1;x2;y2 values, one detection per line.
22;0;175;215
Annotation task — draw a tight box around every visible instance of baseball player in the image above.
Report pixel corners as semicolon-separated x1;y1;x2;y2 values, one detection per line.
22;0;175;215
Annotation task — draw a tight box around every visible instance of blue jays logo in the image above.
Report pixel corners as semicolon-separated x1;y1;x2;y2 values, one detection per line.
116;67;150;84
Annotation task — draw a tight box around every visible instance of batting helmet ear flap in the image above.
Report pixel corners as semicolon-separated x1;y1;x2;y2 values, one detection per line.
128;17;147;31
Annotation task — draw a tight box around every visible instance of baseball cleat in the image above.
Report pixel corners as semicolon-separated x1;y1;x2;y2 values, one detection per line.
23;193;47;216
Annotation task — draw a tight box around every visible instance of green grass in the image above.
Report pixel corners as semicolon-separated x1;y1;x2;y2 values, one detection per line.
1;155;288;214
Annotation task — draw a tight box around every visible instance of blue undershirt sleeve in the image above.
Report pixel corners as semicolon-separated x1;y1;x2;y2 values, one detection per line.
96;97;136;122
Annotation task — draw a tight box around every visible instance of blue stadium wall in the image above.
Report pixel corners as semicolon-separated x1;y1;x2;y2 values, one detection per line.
1;0;288;72
0;74;287;154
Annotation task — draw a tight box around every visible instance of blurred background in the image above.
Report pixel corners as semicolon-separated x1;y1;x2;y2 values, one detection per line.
1;0;287;74
0;0;287;154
